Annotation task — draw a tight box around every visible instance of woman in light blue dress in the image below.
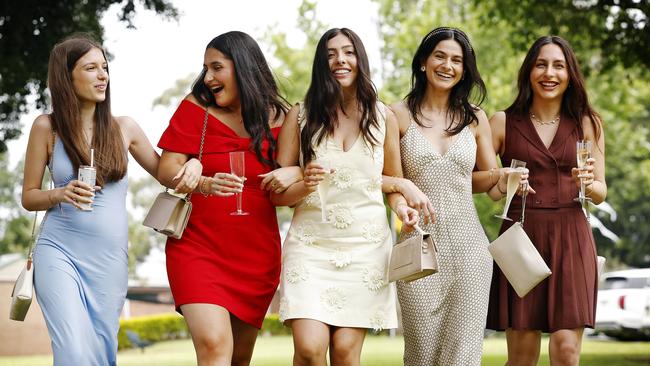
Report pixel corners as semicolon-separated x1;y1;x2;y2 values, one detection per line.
21;35;197;365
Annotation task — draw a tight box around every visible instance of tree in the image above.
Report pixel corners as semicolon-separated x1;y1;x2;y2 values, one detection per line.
474;0;650;73
0;0;179;152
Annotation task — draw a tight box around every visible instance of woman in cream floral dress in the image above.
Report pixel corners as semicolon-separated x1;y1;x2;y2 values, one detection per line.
271;28;417;366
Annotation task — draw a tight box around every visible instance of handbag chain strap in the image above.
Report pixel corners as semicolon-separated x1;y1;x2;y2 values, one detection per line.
184;109;210;200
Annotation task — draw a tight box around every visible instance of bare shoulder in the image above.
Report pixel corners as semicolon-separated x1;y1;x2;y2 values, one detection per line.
184;93;199;104
489;111;506;126
32;114;53;131
581;114;603;140
388;101;411;133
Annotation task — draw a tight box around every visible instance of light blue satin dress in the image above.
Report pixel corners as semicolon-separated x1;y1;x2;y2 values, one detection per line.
34;138;128;366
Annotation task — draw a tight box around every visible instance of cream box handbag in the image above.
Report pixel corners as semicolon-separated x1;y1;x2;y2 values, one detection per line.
389;225;438;283
488;193;551;298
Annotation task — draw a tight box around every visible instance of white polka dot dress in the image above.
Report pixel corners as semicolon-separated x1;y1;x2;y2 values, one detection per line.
279;103;398;331
397;122;493;365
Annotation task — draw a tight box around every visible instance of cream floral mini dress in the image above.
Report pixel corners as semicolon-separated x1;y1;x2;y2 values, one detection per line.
279;102;397;331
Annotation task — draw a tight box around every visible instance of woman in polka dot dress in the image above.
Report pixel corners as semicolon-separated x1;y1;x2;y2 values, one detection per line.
388;27;522;365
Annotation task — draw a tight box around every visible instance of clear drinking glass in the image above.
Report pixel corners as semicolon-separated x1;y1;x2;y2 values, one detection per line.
229;151;249;216
494;159;527;221
574;140;593;203
316;159;331;223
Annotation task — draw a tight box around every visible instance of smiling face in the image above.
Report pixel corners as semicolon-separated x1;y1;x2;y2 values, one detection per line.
71;47;108;104
327;33;358;90
529;44;569;101
203;47;239;108
422;39;463;92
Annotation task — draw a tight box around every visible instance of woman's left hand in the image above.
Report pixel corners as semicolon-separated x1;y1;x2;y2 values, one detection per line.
259;166;303;193
571;157;595;189
172;158;202;194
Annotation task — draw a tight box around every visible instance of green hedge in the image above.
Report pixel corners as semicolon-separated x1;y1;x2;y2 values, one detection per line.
118;313;290;349
118;313;188;349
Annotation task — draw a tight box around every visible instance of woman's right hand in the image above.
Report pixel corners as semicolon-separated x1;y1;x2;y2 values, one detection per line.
302;161;330;191
58;180;97;210
203;172;244;197
172;158;202;194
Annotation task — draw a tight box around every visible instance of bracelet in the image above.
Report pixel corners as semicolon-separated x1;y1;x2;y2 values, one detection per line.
199;177;211;197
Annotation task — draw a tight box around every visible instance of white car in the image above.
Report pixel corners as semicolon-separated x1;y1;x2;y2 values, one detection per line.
594;268;650;340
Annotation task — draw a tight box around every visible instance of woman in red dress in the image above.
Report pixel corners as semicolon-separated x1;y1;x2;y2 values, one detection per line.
487;36;606;366
156;31;298;365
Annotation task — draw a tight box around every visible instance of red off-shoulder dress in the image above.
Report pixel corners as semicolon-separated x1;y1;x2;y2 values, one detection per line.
159;100;281;328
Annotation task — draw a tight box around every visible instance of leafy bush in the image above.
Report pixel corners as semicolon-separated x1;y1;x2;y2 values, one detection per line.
118;313;291;349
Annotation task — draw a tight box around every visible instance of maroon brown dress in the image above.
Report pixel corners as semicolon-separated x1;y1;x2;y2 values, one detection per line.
486;111;598;333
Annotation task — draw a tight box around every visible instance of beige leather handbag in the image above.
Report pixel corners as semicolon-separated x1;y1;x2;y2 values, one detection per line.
143;192;192;239
488;193;551;298
389;225;438;283
143;109;208;240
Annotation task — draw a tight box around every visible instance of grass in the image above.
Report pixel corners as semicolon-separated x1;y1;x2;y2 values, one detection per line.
0;336;648;365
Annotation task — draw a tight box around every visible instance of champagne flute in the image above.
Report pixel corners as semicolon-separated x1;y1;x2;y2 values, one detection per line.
316;159;331;223
229;151;249;216
574;140;593;203
494;159;527;221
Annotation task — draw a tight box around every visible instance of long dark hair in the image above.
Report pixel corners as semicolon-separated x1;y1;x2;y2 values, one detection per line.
48;34;126;186
301;28;379;165
506;35;601;140
406;27;486;135
191;31;288;168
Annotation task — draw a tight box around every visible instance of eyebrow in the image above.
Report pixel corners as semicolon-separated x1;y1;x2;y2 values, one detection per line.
328;45;354;51
433;50;462;58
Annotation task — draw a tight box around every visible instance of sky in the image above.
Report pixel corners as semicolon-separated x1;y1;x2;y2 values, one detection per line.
7;0;382;177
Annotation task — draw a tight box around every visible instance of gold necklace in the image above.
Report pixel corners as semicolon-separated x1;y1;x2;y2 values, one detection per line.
530;113;560;125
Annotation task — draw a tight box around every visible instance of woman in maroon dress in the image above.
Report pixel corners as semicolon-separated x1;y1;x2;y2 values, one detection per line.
487;36;606;365
156;31;297;365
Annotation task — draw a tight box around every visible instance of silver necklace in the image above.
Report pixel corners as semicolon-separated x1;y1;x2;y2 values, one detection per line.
530;113;560;125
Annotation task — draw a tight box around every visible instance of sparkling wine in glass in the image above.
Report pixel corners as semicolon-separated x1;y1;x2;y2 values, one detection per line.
316;159;331;223
229;151;249;216
574;140;593;203
494;159;527;221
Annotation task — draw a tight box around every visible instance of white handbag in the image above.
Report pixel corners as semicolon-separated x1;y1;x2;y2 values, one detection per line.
488;192;551;298
9;211;44;321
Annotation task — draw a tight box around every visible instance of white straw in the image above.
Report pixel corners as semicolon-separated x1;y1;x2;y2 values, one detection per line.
90;148;94;167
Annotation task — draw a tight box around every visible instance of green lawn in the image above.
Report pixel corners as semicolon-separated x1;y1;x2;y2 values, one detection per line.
0;336;648;365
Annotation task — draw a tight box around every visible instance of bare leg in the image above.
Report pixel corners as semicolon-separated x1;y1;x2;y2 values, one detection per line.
329;327;366;366
505;328;542;366
549;328;584;366
291;319;330;366
181;303;233;366
230;313;260;366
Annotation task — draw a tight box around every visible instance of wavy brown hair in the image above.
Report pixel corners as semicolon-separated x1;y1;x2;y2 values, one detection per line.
301;28;379;165
506;35;602;140
48;34;126;186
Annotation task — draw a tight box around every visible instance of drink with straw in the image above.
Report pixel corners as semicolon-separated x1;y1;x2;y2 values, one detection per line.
78;148;96;211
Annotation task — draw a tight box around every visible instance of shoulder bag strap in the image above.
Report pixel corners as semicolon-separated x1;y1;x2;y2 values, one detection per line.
186;109;210;200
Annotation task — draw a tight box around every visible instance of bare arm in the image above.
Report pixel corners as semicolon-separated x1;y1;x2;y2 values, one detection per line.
21;115;93;211
472;109;501;194
118;116;159;178
382;107;418;227
269;105;319;206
